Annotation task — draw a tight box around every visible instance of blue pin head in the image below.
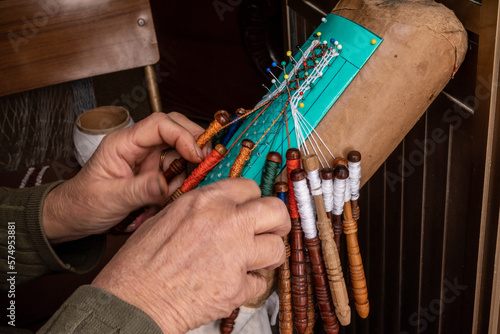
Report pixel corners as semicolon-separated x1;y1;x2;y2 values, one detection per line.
272;62;277;67
330;38;336;44
267;68;271;72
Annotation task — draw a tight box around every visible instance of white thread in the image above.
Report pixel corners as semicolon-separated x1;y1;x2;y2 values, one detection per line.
290;104;334;167
19;167;35;188
321;177;334;213
332;177;346;216
255;40;321;108
348;160;361;201
344;178;351;203
293;178;318;239
35;165;50;186
306;170;322;196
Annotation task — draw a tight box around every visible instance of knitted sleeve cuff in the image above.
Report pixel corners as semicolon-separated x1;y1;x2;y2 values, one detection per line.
0;182;106;290
38;285;163;334
25;181;106;274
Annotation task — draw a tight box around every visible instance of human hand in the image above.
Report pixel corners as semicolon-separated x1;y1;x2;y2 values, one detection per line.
43;112;209;244
92;178;291;333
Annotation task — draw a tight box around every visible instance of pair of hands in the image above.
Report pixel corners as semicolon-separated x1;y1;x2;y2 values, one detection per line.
42;112;290;333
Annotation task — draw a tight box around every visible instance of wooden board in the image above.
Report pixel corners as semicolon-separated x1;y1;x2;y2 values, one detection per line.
0;0;159;96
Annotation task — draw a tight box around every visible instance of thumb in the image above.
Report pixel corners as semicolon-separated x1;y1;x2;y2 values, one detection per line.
117;172;168;209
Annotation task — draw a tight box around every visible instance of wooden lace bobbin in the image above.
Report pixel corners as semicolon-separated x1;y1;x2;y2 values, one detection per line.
165;144;227;206
302;155;351;326
344;150;369;318
243;152;282;309
220;139;254;334
163;109;231;182
220;309;239;334
320;167;335;229
261;152;283;197
275;182;294;334
347;151;361;221
220;107;248;147
331;158;348;252
291;168;340;334
304;252;316;334
286;148;308;334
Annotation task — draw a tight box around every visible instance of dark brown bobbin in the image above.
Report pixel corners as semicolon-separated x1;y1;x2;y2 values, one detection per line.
347;150;361;163
290;222;308;334
305;254;316;334
274;181;289;193
266;151;282;164
321;167;334;181
241;138;255;150
305;236;340;334
234;107;247;117
333;165;349;180
286;148;301;161
276;179;293;334
163;158;185;182
332;165;349;252
214;109;231;126
290;168;307;182
220;308;239;334
332;157;347;168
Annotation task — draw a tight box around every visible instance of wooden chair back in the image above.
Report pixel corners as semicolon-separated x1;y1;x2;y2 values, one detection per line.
0;0;160;99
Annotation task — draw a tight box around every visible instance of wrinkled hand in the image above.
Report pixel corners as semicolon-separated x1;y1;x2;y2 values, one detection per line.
92;178;291;333
43;112;208;244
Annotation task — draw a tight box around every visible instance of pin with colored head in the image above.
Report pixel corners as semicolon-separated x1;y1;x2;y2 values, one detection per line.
286;50;297;65
267;67;281;85
296;45;305;57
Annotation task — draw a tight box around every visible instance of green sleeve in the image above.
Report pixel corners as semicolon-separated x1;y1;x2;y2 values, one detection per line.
0;182;106;292
37;285;163;334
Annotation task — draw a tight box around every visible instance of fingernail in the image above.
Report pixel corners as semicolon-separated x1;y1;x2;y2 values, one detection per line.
157;176;166;196
149;176;166;197
195;145;203;161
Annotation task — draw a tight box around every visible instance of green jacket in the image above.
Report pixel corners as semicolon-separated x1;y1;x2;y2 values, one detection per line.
0;183;163;333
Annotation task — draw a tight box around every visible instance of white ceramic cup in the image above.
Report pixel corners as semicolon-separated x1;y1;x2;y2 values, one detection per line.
73;106;134;166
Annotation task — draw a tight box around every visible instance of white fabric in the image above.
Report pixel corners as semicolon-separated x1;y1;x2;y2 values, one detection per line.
187;292;280;334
